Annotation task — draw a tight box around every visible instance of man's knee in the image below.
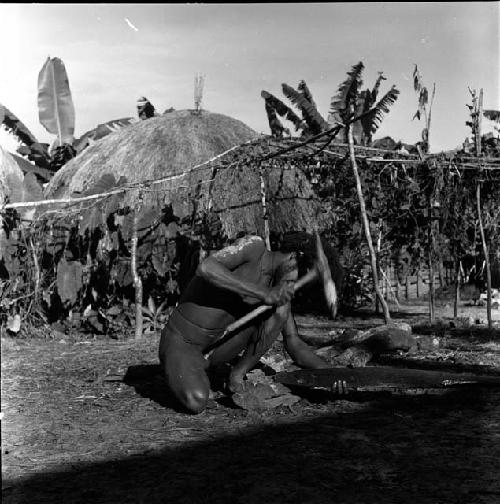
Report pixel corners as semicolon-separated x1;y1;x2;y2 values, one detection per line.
181;386;209;414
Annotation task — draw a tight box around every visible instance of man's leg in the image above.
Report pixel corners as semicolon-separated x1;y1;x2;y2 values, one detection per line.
206;325;256;367
228;302;291;391
159;326;211;414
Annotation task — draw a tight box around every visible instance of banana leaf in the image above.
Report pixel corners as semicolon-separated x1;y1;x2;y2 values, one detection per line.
38;57;75;146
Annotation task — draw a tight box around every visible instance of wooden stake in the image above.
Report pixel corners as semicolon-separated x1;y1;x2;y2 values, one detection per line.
428;196;436;324
476;176;492;329
259;164;271;250
347;122;391;323
29;236;40;305
454;257;460;319
476;88;483;157
132;190;144;339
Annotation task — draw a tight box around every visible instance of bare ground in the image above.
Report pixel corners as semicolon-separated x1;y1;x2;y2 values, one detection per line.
2;300;500;504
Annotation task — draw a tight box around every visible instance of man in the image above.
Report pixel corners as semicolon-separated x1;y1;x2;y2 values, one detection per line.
137;96;156;120
159;234;329;414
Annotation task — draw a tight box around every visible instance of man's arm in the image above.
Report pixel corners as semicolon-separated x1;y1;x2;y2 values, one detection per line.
282;312;330;369
196;236;293;306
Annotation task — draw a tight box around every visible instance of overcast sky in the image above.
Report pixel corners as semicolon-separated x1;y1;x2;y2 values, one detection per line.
1;3;498;153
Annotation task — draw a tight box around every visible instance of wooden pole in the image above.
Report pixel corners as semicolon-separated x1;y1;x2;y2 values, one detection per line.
476;89;483;157
347;122;391;323
416;267;421;298
428;196;436;324
476;179;492;329
454;257;460;318
29;236;40;305
259;164;271;250
132;190;144;339
375;225;382;314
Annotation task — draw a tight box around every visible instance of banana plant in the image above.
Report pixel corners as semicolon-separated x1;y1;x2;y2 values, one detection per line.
261;79;329;138
261;63;399;144
329;61;400;145
412;65;435;154
141;296;169;333
0;103;51;170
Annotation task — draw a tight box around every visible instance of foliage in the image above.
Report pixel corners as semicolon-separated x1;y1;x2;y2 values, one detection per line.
281;83;330;135
38;57;75;146
329;62;399;145
261;80;327;138
261;91;304;136
412;65;435;153
1;103;52;169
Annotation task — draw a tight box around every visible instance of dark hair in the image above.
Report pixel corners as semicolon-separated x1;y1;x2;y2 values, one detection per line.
137;102;155;119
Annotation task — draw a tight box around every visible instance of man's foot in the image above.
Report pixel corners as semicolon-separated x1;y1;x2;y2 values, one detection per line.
227;372;245;394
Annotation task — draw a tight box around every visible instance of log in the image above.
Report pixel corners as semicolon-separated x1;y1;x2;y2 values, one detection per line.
275;366;500;392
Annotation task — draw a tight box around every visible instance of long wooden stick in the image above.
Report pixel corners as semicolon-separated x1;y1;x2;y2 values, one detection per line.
132;191;144;339
476;177;492;329
347;122;391;323
221;268;318;338
259;164;271;250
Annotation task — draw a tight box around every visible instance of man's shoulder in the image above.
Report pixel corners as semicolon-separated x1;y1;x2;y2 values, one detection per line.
212;235;265;261
234;235;265;248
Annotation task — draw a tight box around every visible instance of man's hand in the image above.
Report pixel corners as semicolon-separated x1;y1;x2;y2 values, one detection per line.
331;380;349;395
263;282;295;306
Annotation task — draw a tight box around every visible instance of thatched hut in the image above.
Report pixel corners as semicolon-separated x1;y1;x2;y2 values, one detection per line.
45;109;323;240
46;110;259;199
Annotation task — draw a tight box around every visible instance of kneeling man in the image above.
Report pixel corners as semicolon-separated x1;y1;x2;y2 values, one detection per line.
159;235;329;413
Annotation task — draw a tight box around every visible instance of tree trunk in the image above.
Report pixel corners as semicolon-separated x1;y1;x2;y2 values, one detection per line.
347;123;391;323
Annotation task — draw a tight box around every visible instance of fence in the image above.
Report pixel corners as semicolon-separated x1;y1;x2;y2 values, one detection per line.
378;262;455;303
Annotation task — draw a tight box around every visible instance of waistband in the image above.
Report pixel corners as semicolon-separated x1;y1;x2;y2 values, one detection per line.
166;308;226;346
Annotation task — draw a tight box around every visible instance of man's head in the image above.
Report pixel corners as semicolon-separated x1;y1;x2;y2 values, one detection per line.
137;97;156;120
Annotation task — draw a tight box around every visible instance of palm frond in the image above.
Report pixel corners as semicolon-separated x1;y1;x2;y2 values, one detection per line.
261;90;305;132
371;72;387;102
1;103;39;147
361;85;400;134
282;83;328;135
263;100;286;138
297;80;317;109
329;61;365;121
0;103;51;168
413;64;424;92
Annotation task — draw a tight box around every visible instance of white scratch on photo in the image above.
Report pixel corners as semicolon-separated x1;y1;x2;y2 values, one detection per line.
125;18;139;32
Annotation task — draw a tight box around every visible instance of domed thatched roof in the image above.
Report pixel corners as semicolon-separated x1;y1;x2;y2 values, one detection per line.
45;110;260;199
44;109;322;240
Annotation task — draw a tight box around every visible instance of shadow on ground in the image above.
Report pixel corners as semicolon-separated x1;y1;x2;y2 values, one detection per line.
3;388;500;504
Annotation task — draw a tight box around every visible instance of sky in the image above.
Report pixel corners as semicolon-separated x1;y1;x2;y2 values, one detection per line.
0;2;498;154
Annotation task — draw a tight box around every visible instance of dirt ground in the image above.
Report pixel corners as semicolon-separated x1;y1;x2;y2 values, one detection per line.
2;300;500;504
